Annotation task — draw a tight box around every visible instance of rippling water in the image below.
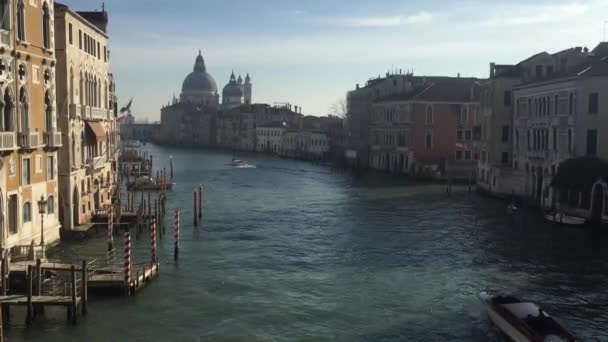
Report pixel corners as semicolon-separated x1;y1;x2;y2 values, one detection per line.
7;144;608;341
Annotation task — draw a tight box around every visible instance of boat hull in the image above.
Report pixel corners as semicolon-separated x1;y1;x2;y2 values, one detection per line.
484;304;532;342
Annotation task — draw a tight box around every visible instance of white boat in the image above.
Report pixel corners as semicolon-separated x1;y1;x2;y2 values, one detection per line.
544;213;586;226
479;291;576;342
232;159;244;166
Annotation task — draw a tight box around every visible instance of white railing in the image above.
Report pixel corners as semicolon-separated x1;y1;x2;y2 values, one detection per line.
0;131;17;151
0;30;10;47
19;131;41;149
90;107;108;120
44;130;62;147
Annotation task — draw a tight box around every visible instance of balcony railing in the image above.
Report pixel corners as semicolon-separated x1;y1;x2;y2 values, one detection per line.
0;30;11;47
90;107;108;120
44;130;62;148
19;131;41;149
0;131;18;151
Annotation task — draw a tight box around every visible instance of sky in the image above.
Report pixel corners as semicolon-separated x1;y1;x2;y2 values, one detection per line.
60;0;608;121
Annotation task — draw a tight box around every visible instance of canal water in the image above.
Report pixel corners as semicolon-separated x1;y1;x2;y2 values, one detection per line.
6;144;608;341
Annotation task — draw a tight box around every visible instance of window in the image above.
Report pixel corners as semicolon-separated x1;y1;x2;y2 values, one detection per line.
32;65;39;84
425;106;433;125
464;151;472;160
527;130;531;150
47;195;54;214
568;129;572;152
515;129;519;150
455;150;463;160
503;91;512;106
501;152;509;165
535;65;543;78
589;93;599;114
473;151;479;161
547;65;554;76
23;202;31;223
97;42;100;59
552;128;557;151
79;30;82;49
22;158;31;185
465;130;472;141
17;0;25;41
0;0;10;31
68;23;73;44
481;151;487;163
42;2;50;49
47;155;55;180
502;125;509;143
586;129;598;156
569;93;574;115
456;130;463;141
425;131;433;149
8;194;17;234
104;46;107;62
554;95;559;115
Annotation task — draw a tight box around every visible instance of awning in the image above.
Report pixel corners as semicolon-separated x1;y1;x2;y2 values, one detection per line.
86;121;106;140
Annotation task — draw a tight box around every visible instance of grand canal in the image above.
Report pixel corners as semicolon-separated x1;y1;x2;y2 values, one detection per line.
7;144;608;341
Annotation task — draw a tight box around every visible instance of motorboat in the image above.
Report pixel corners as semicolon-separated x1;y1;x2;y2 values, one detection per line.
479;291;576;342
544;212;586;226
232;159;244;166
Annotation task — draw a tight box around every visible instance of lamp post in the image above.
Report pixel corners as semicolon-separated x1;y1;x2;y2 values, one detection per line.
37;195;47;259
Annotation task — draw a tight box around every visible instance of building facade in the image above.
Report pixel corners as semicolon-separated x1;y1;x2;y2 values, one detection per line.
0;0;62;251
54;4;117;231
256;123;285;153
370;77;481;180
281;131;329;160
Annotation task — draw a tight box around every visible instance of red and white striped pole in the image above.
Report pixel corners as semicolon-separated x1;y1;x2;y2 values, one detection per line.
108;209;114;251
198;185;202;219
124;231;131;296
150;219;157;264
174;210;180;260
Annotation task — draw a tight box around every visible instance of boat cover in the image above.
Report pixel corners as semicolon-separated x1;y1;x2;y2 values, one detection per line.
502;302;550;320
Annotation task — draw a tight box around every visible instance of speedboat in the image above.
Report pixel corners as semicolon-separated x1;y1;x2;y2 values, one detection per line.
479;291;576;342
544;213;586;226
232;159;244;166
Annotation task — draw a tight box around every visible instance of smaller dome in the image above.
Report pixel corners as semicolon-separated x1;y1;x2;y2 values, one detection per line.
223;83;243;97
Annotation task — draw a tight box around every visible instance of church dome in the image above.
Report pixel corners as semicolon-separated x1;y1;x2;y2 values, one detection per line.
222;71;244;97
182;51;217;94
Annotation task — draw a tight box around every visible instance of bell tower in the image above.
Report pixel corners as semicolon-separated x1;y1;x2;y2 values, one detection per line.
244;73;252;104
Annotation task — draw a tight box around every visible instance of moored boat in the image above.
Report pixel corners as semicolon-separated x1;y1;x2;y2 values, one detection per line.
543;213;586;226
479;291;576;342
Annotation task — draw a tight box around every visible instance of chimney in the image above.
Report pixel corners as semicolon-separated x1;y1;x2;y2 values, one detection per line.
490;62;496;79
457;73;460;78
356;83;359;90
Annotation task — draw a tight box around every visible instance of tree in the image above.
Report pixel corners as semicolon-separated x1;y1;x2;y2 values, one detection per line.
329;99;347;118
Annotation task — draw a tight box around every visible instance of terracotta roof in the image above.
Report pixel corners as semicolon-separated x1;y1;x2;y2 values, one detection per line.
376;78;480;103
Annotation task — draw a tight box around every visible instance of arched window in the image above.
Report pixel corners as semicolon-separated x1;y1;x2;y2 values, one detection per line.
80;132;85;164
1;87;14;131
19;87;28;132
426;105;433;125
23;201;31;223
0;0;10;31
47;196;54;214
44;90;52;131
42;2;50;49
16;0;25;41
79;71;84;105
71;132;75;167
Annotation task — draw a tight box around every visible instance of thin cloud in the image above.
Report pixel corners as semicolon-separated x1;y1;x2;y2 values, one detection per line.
480;3;589;26
336;11;433;27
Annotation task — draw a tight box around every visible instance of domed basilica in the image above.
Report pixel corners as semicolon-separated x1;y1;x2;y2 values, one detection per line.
177;50;252;110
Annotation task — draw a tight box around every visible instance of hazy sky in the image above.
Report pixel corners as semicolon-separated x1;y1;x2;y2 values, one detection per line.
61;0;607;121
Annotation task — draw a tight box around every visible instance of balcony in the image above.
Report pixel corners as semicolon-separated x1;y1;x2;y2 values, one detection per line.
0;131;18;151
44;130;62;148
19;131;42;149
0;30;10;47
91;107;108;120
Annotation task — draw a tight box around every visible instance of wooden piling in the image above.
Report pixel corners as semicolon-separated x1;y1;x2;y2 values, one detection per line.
150;219;157;264
108;209;114;251
70;265;77;324
26;265;33;325
194;190;198;226
1;257;6;296
170;156;173;179
174;209;180;260
198;185;202;219
81;260;88;316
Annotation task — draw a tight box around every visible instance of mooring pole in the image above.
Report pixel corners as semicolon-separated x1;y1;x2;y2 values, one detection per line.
194;190;198;226
198;185;202;219
124;232;132;297
174;210;180;261
170;156;173;179
108;209;114;251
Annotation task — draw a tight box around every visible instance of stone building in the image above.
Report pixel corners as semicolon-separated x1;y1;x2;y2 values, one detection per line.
370;77;481;180
0;0;62;251
281;130;329;160
54;3;117;231
511;44;608;203
256;122;285;153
